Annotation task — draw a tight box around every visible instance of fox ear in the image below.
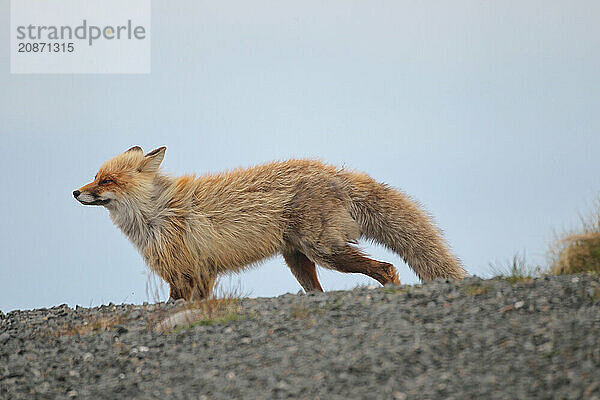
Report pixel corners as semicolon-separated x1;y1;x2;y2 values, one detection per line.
125;146;143;154
139;146;166;172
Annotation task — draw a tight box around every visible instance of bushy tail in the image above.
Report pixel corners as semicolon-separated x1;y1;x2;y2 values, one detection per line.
346;172;466;281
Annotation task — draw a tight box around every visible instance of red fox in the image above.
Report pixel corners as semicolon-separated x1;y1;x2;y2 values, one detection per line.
74;146;465;300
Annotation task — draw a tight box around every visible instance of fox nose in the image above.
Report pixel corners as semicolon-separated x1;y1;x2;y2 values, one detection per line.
73;190;81;198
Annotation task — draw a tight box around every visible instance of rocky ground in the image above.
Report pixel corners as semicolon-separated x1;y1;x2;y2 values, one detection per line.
1;274;600;399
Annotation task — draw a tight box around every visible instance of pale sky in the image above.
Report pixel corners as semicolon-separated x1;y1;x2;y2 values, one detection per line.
1;1;599;311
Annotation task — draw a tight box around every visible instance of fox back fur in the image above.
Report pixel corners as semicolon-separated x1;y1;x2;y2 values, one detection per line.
74;146;465;300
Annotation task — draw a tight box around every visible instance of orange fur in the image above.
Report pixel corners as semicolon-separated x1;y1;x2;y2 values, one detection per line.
74;146;466;300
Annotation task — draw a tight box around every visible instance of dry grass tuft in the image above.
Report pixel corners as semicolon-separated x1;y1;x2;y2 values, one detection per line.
152;277;248;333
549;199;600;275
39;311;130;338
462;283;490;296
490;252;540;284
145;270;168;303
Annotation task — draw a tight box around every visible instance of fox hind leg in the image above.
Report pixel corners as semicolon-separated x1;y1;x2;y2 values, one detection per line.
324;246;400;286
282;250;324;293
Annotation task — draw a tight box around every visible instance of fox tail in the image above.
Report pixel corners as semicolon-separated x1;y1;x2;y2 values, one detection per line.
347;173;466;281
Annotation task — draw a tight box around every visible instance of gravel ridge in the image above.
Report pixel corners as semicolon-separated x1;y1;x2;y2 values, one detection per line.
1;274;600;399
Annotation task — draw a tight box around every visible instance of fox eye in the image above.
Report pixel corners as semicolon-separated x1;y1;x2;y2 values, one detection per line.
99;178;114;185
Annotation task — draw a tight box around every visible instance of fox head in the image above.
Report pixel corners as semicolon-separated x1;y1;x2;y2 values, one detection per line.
73;146;166;208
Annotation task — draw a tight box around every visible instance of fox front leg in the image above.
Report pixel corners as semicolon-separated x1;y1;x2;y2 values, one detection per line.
167;272;216;301
167;276;193;301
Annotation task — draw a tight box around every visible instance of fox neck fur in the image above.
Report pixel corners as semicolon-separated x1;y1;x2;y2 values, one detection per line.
106;174;173;254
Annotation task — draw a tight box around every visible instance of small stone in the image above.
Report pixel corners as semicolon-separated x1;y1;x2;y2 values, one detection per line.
524;341;535;351
585;381;600;396
393;392;407;400
537;342;553;353
514;301;524;309
115;326;128;335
